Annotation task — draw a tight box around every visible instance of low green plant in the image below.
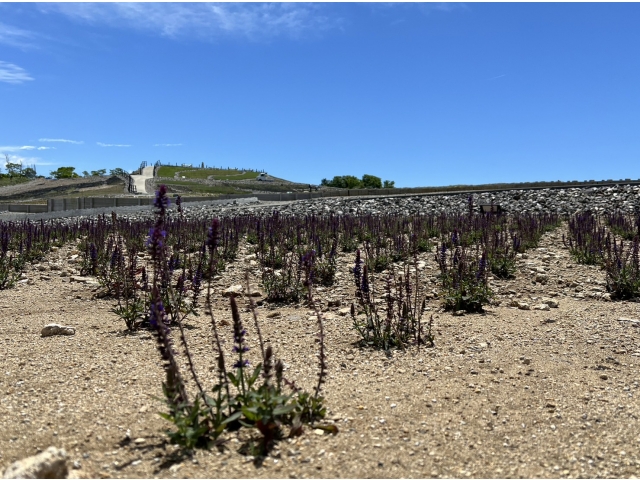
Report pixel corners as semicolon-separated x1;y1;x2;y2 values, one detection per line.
435;243;492;312
603;234;640;300
146;197;335;456
0;255;21;290
351;249;434;351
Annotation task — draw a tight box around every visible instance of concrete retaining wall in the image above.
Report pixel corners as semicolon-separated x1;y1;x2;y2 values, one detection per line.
0;204;48;213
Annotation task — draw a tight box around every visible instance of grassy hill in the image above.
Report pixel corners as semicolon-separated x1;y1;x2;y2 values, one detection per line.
153;165;312;195
156;166;263;181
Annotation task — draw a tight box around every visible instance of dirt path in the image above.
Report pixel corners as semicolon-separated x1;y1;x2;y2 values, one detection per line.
129;167;154;194
1;226;640;478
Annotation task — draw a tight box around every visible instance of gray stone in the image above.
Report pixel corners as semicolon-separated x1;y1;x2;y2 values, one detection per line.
2;446;68;479
41;324;75;337
535;273;548;284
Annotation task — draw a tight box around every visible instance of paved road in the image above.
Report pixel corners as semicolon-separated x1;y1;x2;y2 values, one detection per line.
130;166;155;194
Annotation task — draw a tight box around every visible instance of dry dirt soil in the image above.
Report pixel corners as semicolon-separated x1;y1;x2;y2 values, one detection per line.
2;225;640;479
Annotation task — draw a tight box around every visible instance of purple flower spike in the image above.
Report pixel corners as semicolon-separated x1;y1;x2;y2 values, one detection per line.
353;249;362;289
233;359;250;369
149;290;168;329
154;185;170;213
207;218;220;254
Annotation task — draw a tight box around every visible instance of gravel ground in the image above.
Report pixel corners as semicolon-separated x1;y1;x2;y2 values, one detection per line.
2;214;640;478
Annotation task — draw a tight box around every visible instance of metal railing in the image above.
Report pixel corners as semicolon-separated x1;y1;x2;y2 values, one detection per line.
127;175;137;193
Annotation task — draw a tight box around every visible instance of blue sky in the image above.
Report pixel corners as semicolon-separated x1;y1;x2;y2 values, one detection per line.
1;3;640;187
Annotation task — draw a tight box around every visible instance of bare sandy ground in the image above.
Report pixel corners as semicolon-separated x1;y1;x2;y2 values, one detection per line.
1;225;640;478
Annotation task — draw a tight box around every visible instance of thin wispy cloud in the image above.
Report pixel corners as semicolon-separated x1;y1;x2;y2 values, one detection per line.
0;22;38;49
372;3;470;17
0;61;33;84
39;3;342;40
2;154;55;167
419;3;471;14
97;142;131;147
489;74;506;80
154;143;182;147
0;145;54;152
39;138;84;144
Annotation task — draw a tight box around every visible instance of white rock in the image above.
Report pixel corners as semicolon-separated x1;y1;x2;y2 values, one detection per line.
222;285;243;297
41;324;75;337
68;275;99;285
508;300;530;310
534;304;550;311
2;446;68;479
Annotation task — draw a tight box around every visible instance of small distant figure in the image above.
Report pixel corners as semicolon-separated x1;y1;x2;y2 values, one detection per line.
309;184;312;192
176;195;182;214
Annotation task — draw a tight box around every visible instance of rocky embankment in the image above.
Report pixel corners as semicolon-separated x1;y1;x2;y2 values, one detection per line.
4;184;639;224
124;184;640;222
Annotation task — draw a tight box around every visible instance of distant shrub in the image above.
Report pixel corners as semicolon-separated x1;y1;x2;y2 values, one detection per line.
320;174;394;189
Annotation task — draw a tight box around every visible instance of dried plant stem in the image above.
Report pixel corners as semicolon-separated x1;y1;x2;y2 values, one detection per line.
305;279;327;399
174;312;207;399
245;271;266;362
206;280;231;412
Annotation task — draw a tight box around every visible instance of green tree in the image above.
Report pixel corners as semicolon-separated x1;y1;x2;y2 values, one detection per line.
50;166;79;179
361;174;382;189
82;171;90;177
109;168;128;176
5;161;22;179
90;169;107;176
383;180;395;188
21;167;37;179
322;175;362;189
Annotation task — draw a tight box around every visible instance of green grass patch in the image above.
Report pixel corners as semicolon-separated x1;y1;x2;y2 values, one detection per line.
157;166;262;181
163;181;250;195
0;177;31;187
